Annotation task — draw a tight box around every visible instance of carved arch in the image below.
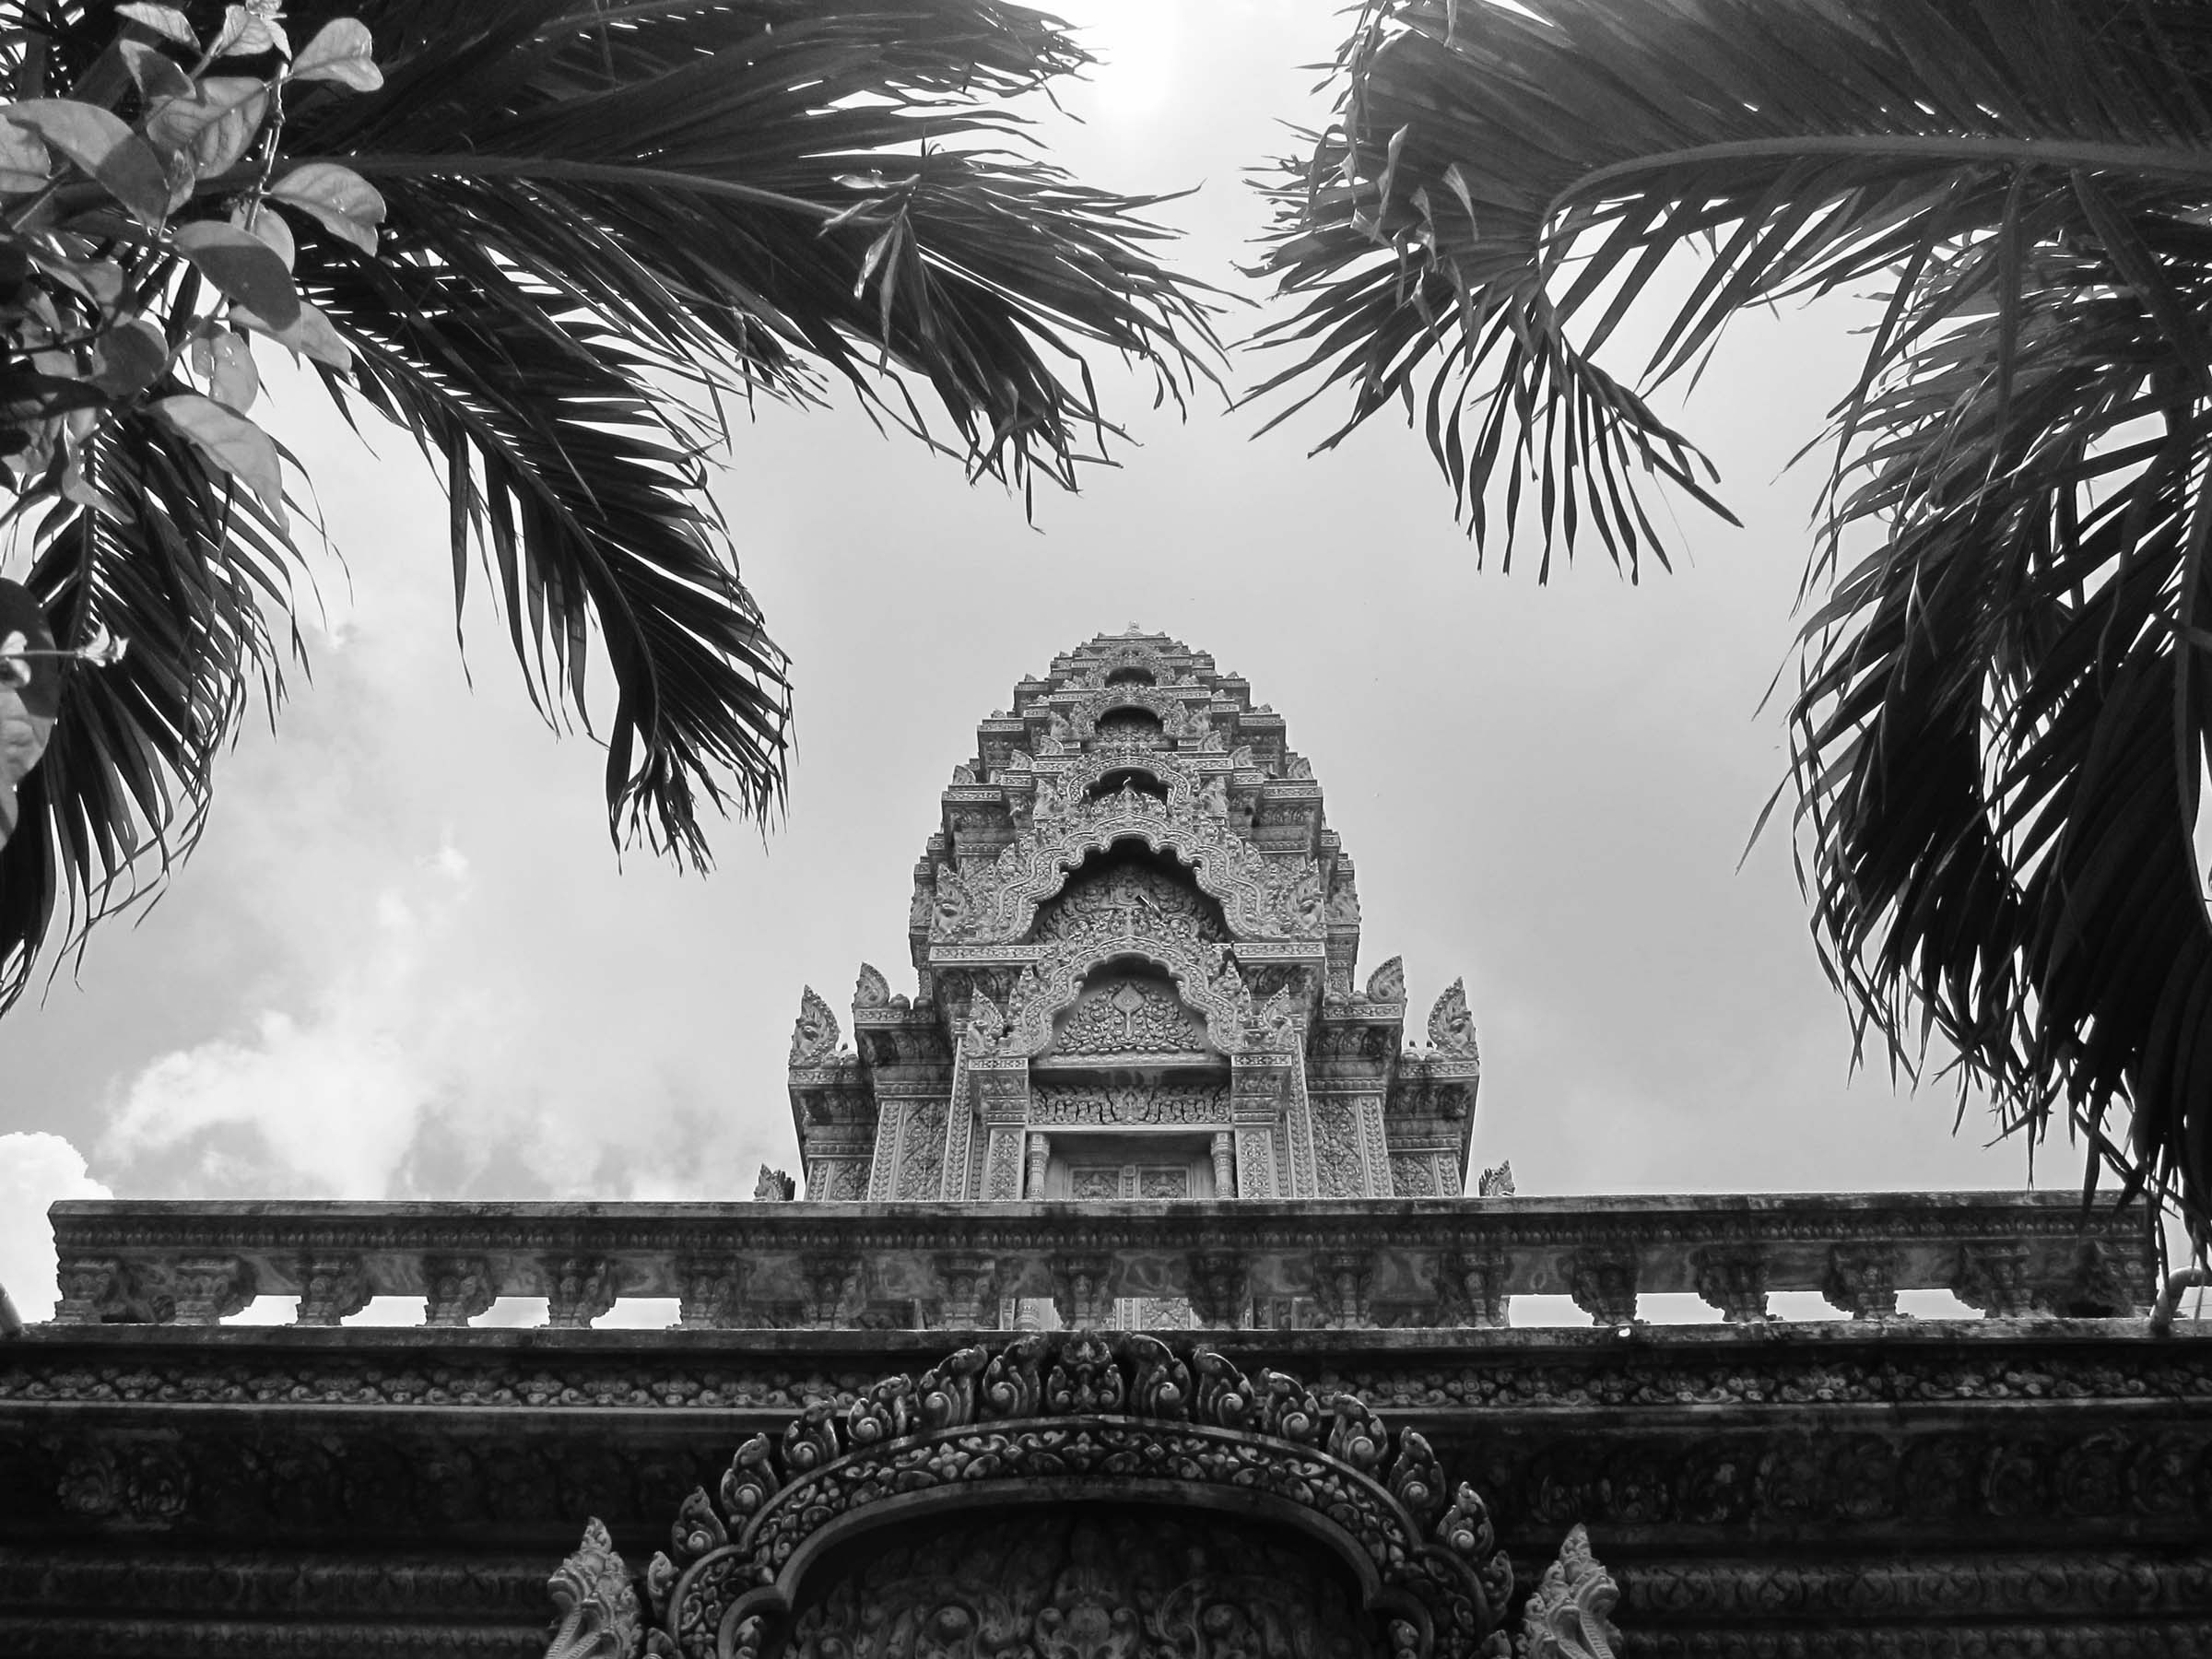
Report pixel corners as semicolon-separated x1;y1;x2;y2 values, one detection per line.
1002;933;1251;1058
639;1335;1513;1659
1065;685;1207;742
929;789;1321;946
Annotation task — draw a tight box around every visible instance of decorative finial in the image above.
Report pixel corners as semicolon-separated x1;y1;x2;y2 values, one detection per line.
1519;1524;1621;1659
1364;956;1406;1002
1477;1160;1515;1197
1427;978;1478;1058
753;1166;795;1202
788;986;841;1066
853;962;889;1009
544;1518;641;1659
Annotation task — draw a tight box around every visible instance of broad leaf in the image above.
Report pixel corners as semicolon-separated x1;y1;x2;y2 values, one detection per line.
172;220;299;328
147;392;284;521
269;160;382;253
289;19;382;91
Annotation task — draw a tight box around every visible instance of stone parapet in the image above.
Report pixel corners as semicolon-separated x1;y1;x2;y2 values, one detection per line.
42;1190;2151;1330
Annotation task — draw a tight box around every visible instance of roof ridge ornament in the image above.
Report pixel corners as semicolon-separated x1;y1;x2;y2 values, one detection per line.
561;1334;1515;1659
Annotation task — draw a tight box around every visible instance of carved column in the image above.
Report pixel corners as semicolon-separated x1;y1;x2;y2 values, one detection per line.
1051;1253;1115;1330
865;1099;905;1201
1024;1132;1051;1199
1956;1240;2040;1318
673;1255;748;1331
1311;1249;1375;1330
52;1257;123;1325
798;1253;864;1329
935;1253;996;1328
1209;1131;1237;1198
1229;1053;1288;1199
974;1058;1033;1202
1438;1248;1510;1328
1821;1243;1899;1320
171;1255;255;1325
296;1253;371;1327
1184;1249;1250;1328
421;1255;497;1328
1568;1248;1639;1327
1693;1246;1771;1324
543;1255;618;1330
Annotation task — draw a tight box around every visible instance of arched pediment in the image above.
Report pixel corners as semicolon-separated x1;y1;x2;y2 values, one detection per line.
633;1335;1513;1659
928;788;1323;947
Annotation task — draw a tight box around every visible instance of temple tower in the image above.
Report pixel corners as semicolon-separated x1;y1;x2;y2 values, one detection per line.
786;627;1482;1207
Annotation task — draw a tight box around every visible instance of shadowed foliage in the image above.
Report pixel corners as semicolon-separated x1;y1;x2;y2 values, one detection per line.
1253;0;2212;1249
0;0;1216;1009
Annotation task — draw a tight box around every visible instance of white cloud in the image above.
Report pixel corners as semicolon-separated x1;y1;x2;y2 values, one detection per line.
0;1133;111;1324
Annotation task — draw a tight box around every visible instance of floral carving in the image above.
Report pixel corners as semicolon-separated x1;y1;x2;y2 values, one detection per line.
1032;860;1228;947
424;1255;496;1328
1032;1083;1230;1126
789;988;842;1068
1427;981;1478;1059
1053;977;1210;1055
643;1334;1512;1659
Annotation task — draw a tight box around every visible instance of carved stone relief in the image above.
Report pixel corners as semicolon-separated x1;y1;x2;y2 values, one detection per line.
1032;860;1229;947
1031;1083;1231;1126
784;1512;1382;1659
1052;977;1211;1056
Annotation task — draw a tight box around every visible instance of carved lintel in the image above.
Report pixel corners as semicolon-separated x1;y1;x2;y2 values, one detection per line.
1050;1253;1115;1330
52;1256;125;1325
1692;1246;1771;1324
1438;1249;1510;1329
1956;1240;2041;1319
797;1254;863;1330
421;1255;496;1328
935;1253;996;1328
674;1256;748;1331
545;1256;618;1331
545;1517;641;1659
1568;1250;1638;1327
294;1254;371;1327
1310;1249;1374;1330
1520;1524;1620;1659
1183;1249;1249;1328
1821;1243;1900;1320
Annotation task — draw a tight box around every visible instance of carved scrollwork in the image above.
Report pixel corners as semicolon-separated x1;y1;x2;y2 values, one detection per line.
853;963;890;1009
1365;956;1406;1003
636;1334;1512;1659
997;933;1253;1058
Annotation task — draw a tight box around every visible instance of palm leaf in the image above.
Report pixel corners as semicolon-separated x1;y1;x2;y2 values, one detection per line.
0;0;1218;1006
1253;0;2212;1247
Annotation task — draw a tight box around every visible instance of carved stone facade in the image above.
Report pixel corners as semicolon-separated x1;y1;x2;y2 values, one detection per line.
788;629;1480;1209
4;626;2205;1659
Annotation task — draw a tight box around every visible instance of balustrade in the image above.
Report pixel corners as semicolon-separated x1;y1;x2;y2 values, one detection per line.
41;1191;2149;1331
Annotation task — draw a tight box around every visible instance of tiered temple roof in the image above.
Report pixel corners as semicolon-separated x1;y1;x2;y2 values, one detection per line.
787;627;1478;1209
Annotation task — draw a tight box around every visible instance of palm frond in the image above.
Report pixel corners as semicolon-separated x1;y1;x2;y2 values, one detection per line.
1253;0;2212;1245
0;0;1218;1006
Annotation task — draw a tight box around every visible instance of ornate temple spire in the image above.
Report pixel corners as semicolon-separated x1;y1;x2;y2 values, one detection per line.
787;630;1483;1218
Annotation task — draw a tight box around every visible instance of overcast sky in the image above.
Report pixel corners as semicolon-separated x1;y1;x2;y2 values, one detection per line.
1;2;2055;1322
